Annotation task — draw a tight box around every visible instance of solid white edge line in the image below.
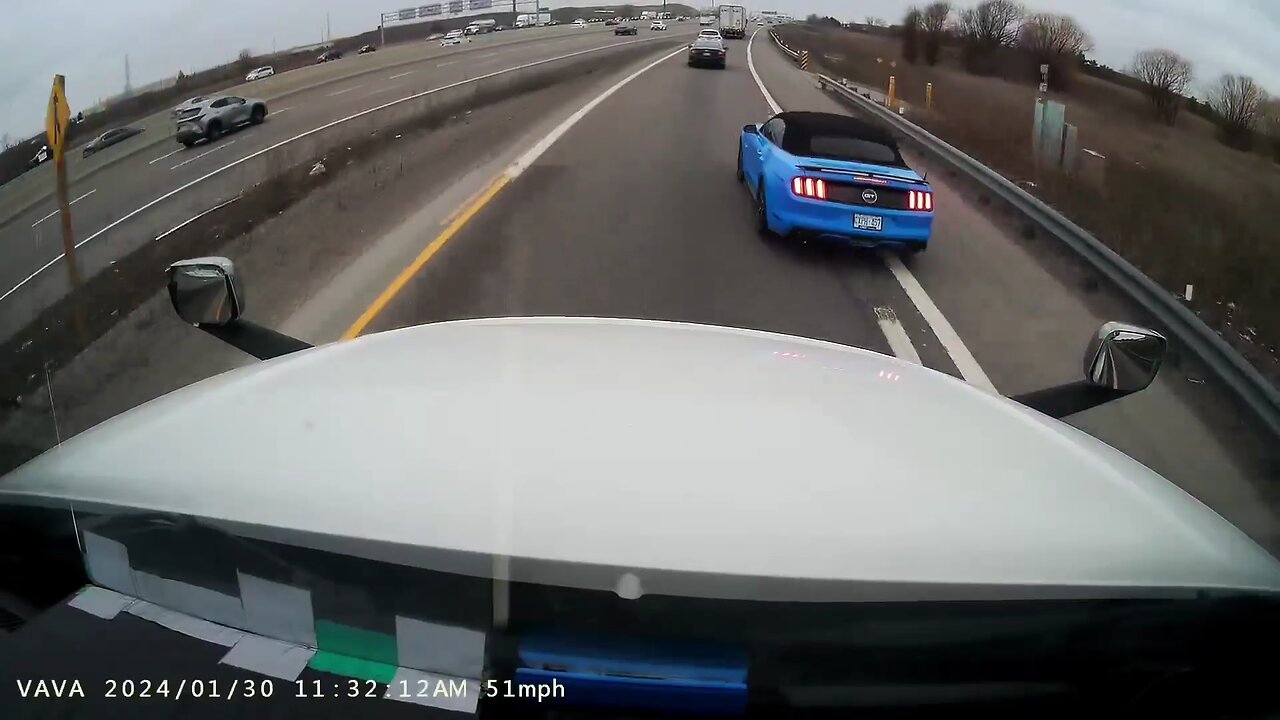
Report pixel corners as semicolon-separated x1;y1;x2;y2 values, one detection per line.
874;307;922;365
0;35;679;306
29;189;97;228
744;27;997;392
746;28;782;114
883;255;996;391
154;196;241;241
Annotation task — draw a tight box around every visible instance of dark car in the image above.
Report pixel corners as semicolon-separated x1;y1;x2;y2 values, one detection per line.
82;127;144;158
688;36;727;68
614;24;638;35
316;49;343;63
605;18;618;25
357;44;376;54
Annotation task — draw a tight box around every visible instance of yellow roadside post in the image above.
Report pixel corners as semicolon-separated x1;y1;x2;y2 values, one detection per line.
46;74;86;340
887;75;896;109
926;82;934;112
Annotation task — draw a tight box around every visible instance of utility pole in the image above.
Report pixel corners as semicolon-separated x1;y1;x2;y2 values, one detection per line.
327;13;332;43
124;54;132;94
380;22;385;47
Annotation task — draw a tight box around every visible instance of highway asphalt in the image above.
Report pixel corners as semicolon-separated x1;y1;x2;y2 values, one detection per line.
0;26;1273;555
0;24;697;343
354;30;1280;552
0;23;627;226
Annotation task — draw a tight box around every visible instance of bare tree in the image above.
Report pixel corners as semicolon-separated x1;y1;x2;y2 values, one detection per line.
957;0;1022;71
865;16;887;27
921;1;951;65
1018;13;1091;56
1131;49;1192;125
1209;73;1264;149
1018;13;1092;89
901;7;922;64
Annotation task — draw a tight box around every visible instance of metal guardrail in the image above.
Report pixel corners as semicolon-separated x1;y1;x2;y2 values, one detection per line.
814;73;1280;438
769;31;800;60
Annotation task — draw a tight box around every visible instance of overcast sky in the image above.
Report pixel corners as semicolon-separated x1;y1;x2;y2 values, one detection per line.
3;0;1277;141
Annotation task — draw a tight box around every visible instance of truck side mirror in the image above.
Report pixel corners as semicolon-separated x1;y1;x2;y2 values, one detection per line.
1009;321;1167;419
1084;321;1166;393
166;256;242;326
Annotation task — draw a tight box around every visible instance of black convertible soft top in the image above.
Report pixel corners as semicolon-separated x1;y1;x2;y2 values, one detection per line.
774;111;906;166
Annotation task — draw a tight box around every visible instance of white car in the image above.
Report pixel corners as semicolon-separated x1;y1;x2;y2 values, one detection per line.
244;66;274;82
573;19;587;27
650;21;667;30
698;28;723;39
441;29;464;46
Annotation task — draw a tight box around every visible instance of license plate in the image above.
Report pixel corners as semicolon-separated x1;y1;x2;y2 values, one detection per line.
853;214;882;231
178;123;195;132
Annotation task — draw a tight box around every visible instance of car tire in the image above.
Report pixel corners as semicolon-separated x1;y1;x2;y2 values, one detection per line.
250;105;266;124
736;146;744;182
206;122;223;142
180;139;194;148
755;179;772;236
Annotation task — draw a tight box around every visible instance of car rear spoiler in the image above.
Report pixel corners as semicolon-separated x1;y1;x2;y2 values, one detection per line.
794;165;928;186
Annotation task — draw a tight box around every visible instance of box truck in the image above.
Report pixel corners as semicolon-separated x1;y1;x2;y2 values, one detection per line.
718;5;746;39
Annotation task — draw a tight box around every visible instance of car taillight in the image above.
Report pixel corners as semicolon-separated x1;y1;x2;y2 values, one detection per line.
791;176;828;200
907;189;934;211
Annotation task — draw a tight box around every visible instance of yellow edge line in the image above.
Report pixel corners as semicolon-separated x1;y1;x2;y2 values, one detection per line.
341;174;510;339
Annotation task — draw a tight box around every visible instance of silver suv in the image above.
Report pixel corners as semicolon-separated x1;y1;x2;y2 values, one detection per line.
173;95;267;147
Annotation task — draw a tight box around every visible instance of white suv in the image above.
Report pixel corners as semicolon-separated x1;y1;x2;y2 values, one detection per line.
245;66;274;82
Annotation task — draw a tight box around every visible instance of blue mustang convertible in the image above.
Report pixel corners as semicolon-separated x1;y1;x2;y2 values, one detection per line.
738;111;935;253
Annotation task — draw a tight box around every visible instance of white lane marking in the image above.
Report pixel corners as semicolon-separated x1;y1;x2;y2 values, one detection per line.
367;84;401;96
883;256;996;391
436;60;458;67
507;46;686;179
272;106;294;115
0;36;673;306
170;141;235;171
154;196;241;241
874;307;922;365
745;29;783;117
148;147;184;165
30;189;97;228
745;27;996;392
476;52;499;59
389;70;416;79
327;86;359;97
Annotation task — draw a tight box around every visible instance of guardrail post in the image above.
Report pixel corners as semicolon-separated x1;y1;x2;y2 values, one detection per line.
887;75;896;109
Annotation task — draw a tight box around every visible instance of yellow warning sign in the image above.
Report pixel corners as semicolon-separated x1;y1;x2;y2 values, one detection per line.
46;75;71;160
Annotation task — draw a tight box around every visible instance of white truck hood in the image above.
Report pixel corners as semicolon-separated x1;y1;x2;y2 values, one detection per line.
3;317;1279;600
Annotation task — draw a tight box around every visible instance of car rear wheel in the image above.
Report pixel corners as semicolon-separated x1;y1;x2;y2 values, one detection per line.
250;105;265;124
206;122;222;142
